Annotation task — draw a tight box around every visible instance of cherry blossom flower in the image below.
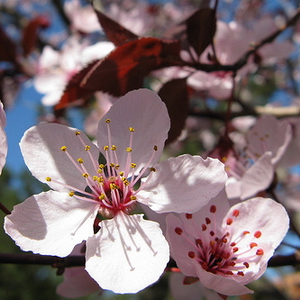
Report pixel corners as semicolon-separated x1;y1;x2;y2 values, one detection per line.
245;114;292;166
166;190;289;296
186;18;294;100
209;135;274;200
64;0;101;33
0;101;7;174
4;89;227;294
34;36;114;106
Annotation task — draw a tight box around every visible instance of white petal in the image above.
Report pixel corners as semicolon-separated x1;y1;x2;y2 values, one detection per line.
239;152;274;200
20;123;99;192
246;115;292;165
139;155;227;213
222;197;289;260
166;213;198;277
4;191;98;257
97;89;170;173
85;213;170;294
194;262;253;296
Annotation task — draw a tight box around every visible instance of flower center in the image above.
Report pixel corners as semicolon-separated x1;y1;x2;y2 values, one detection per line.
175;206;264;278
45;120;158;220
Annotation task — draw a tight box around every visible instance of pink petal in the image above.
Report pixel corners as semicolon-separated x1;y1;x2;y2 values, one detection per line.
20;123;99;193
97;89;170;173
4;191;98;257
226;152;274;200
138;155;227;213
57;267;101;298
246;115;292;165
194;263;253;296
222;197;289;264
85;213;170;294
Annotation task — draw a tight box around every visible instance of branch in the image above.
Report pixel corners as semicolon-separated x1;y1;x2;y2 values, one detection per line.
0;253;85;267
268;252;300;267
188;7;300;73
0;251;299;268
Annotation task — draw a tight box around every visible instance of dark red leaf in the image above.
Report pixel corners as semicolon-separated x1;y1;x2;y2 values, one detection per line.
158;77;189;144
93;8;138;46
21;15;50;57
81;37;183;97
54;60;99;111
186;8;217;57
0;26;17;63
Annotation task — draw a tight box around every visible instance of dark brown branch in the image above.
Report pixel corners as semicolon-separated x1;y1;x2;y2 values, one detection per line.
0;253;85;267
268;252;300;267
0;252;299;268
0;202;11;215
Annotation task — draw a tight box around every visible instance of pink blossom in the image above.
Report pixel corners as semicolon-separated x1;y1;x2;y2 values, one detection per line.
0;101;7;174
4;89;227;293
225;152;274;200
34;36;114;106
187;18;294;100
245;114;292;166
64;0;101;33
56;243;101;298
166;190;289;296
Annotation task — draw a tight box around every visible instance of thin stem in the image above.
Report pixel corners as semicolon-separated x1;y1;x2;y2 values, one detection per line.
0;202;11;215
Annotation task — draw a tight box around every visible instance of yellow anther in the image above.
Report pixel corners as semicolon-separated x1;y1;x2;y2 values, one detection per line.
46;177;51;182
75;131;81;135
115;164;119;169
105;119;111;123
131;163;137;168
98;177;104;183
110;163;115;167
126;147;132;152
150;167;156;172
153;145;158;151
82;173;89;178
69;191;75;197
129;127;135;132
97;168;103;174
85;145;91;151
123;180;129;186
104;145;109;151
60;146;67;151
225;165;230;172
99;164;105;169
99;193;106;200
111;145;117;150
119;171;124;176
110;183;119;190
93;176;99;181
221;157;227;162
77;158;84;164
130;195;137;200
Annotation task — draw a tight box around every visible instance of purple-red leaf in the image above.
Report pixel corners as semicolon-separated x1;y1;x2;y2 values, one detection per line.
54;60;99;111
81;37;183;97
94;8;138;46
186;8;217;57
0;26;17;63
21;16;50;57
158;77;189;144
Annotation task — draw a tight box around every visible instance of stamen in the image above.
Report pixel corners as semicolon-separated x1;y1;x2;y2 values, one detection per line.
254;231;262;238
